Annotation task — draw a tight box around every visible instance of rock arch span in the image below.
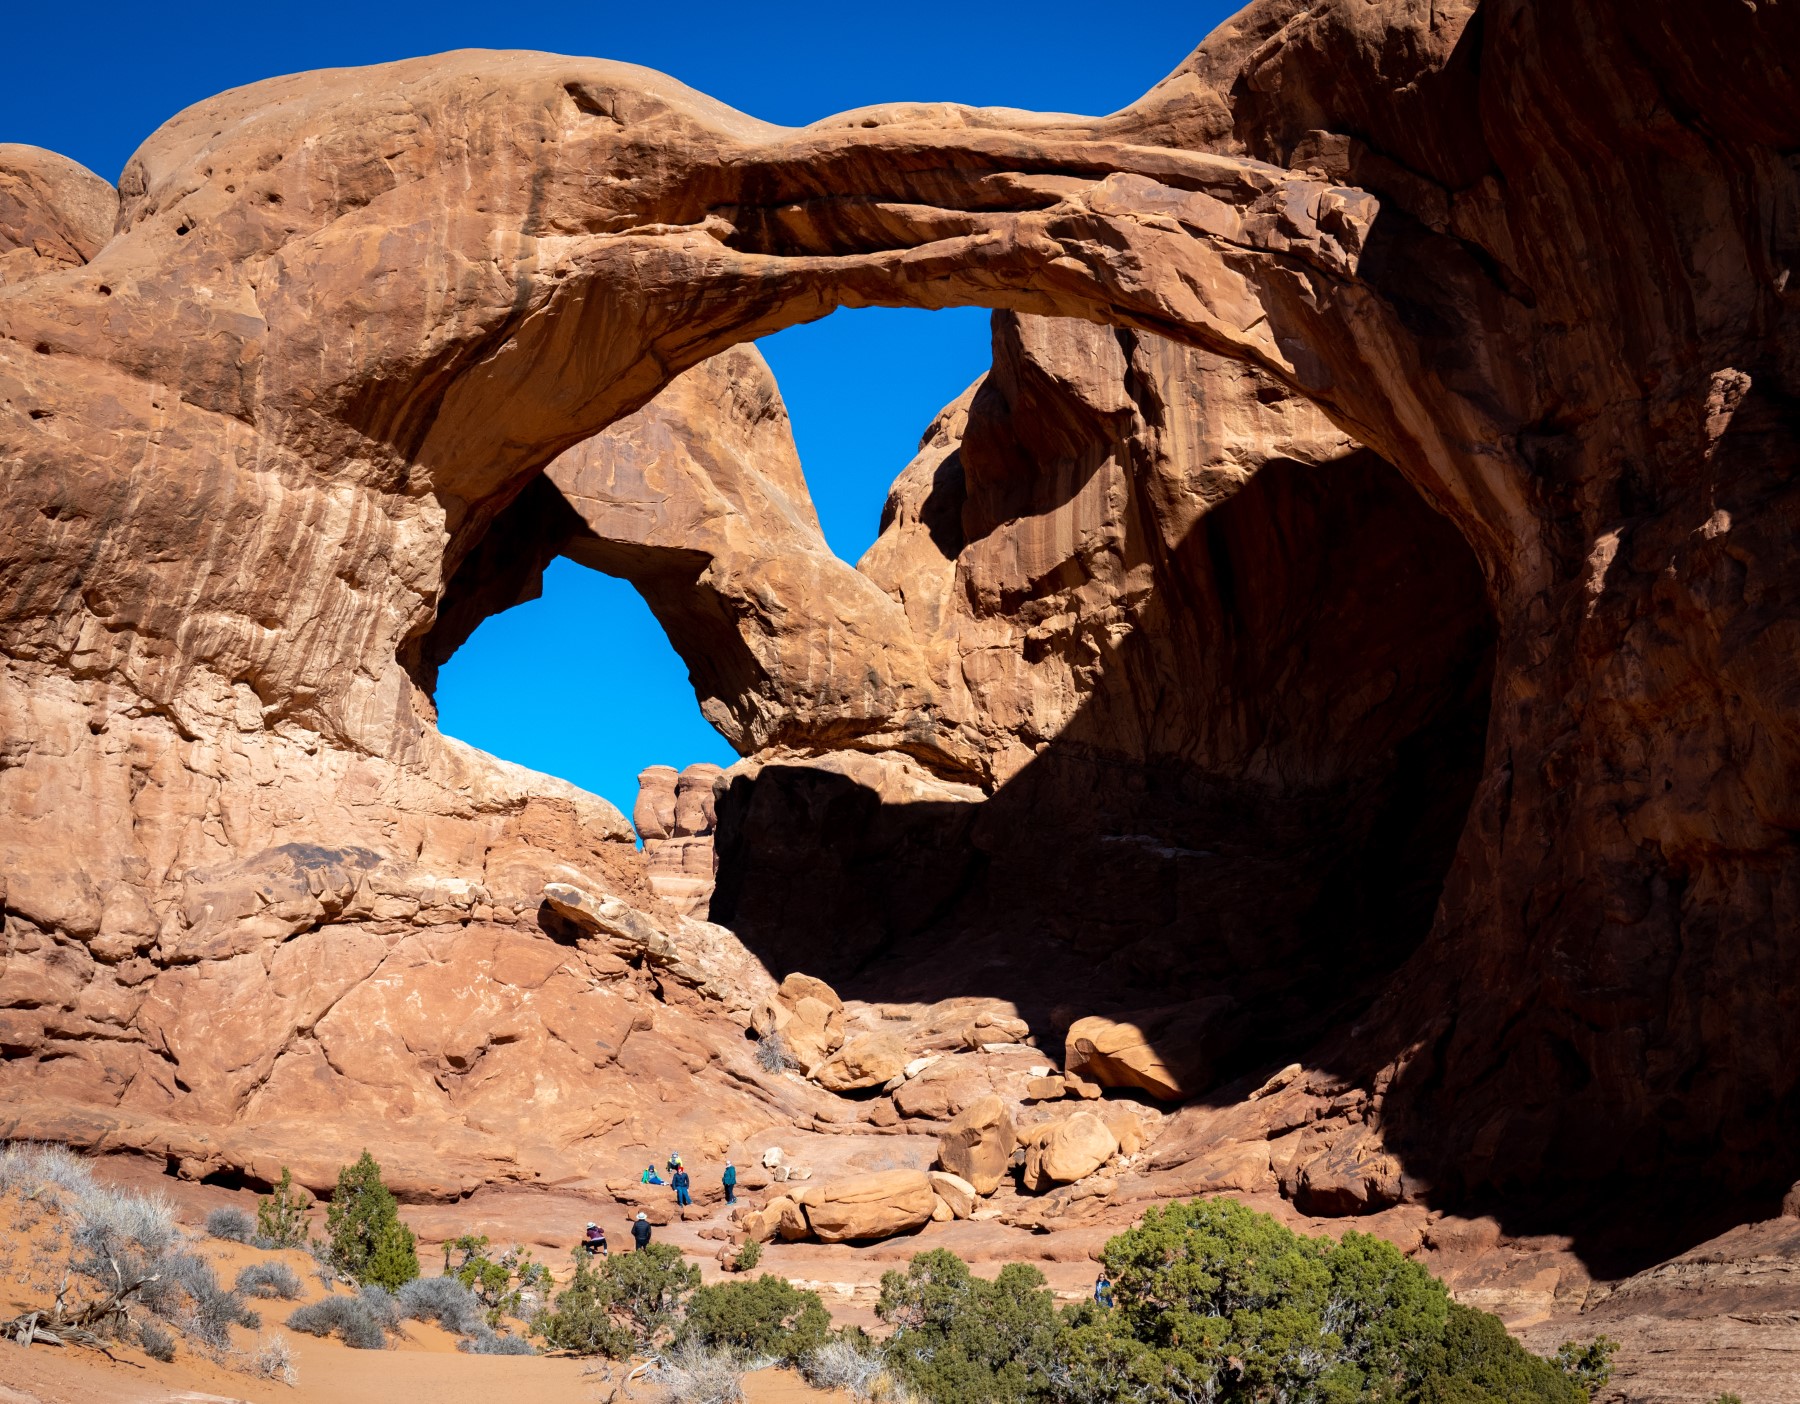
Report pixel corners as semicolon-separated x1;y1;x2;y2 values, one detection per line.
1;0;1798;1296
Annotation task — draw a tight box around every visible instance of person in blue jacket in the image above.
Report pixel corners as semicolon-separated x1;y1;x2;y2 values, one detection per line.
722;1160;738;1206
672;1164;691;1207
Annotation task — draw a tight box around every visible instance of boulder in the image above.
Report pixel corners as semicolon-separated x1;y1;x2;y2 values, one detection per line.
755;1194;809;1242
937;1094;1017;1196
799;1170;937;1243
963;1012;1030;1048
927;1170;978;1219
778;973;843;1012
785;995;847;1069
1099;1105;1146;1157
1291;1127;1405;1216
1022;1112;1119;1191
750;999;792;1039
895;1058;993;1121
1025;1076;1067;1101
811;1032;909;1092
1063;998;1235;1101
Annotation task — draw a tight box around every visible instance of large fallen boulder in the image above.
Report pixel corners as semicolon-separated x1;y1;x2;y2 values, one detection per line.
895;1057;994;1120
797;1170;938;1243
1286;1126;1405;1216
1063;997;1235;1101
937;1094;1017;1195
810;1031;909;1092
1021;1112;1119;1191
751;971;848;1069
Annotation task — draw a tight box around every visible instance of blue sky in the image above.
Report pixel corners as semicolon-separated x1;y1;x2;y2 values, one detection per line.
6;0;1235;824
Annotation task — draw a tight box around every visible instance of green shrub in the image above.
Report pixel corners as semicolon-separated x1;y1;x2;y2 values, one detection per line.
1412;1303;1588;1403
869;1200;1600;1404
876;1249;1061;1404
322;1151;418;1291
1554;1336;1617;1394
733;1238;764;1273
255;1167;312;1249
533;1244;699;1357
677;1274;830;1364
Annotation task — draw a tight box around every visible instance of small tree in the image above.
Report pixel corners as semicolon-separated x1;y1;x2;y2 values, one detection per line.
732;1238;763;1273
323;1152;418;1291
677;1274;830;1364
256;1167;312;1249
877;1250;1061;1404
535;1254;636;1357
534;1244;699;1357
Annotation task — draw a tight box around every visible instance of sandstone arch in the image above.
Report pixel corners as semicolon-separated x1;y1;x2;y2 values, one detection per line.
2;0;1799;1282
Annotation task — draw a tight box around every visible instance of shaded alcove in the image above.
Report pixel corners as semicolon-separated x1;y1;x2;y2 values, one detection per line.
709;444;1498;1092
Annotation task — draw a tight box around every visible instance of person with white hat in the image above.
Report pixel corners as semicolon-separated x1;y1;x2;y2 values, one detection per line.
631;1211;652;1251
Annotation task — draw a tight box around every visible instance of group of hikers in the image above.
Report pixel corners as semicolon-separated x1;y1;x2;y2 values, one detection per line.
579;1152;739;1258
637;1150;737;1207
575;1152;1116;1314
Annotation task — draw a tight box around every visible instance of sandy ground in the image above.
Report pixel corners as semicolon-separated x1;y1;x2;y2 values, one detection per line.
0;1344;827;1404
0;1181;847;1404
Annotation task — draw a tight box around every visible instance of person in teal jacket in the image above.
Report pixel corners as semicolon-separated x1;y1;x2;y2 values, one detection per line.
722;1161;738;1206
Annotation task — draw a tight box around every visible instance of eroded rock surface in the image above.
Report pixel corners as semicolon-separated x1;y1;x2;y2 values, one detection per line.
3;2;1800;1394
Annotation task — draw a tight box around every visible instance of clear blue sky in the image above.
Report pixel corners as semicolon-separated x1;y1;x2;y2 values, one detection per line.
6;0;1234;825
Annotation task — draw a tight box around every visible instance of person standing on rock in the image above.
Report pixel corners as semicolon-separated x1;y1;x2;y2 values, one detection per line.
632;1212;652;1251
722;1161;737;1206
672;1163;691;1207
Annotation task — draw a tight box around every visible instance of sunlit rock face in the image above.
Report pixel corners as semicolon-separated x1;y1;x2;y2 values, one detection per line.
3;15;1800;1391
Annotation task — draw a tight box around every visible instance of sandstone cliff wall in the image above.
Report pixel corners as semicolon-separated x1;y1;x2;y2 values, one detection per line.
0;0;1797;1296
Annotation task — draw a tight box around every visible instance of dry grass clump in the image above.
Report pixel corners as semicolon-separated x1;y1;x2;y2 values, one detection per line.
206;1206;258;1244
252;1331;300;1386
648;1340;751;1404
236;1261;305;1301
286;1292;390;1350
802;1334;917;1403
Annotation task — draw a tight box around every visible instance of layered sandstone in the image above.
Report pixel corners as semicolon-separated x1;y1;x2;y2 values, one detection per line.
2;3;1799;1396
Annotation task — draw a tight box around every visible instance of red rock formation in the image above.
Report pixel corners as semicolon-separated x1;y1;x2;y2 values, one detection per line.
1;7;1798;1390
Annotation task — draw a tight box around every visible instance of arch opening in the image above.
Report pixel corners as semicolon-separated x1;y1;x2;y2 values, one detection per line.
413;307;1500;1108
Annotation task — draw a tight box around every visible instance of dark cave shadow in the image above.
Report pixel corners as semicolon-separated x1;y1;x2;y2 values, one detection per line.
704;438;1795;1278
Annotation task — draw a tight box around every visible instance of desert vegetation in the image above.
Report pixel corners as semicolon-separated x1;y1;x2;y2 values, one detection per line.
0;1142;285;1373
522;1193;1612;1404
0;1143;1615;1402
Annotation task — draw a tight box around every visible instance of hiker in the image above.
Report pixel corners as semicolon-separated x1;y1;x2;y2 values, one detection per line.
666;1151;683;1177
631;1211;653;1251
641;1162;664;1185
1094;1270;1114;1308
722;1160;737;1206
672;1163;691;1207
582;1222;608;1258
